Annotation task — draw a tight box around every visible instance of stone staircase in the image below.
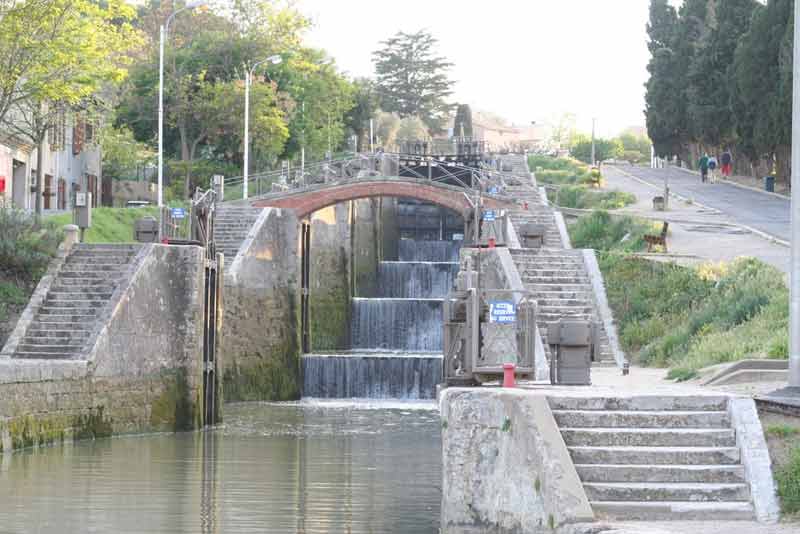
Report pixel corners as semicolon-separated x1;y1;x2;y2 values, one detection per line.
215;206;263;261
550;395;754;521
11;244;141;360
511;248;613;363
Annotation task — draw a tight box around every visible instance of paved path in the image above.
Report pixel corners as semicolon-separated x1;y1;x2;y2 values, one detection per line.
616;165;791;242
599;166;789;275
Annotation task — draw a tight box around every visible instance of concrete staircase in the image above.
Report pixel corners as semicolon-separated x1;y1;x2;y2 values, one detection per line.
512;248;613;363
215;206;263;260
550;395;754;521
12;244;140;360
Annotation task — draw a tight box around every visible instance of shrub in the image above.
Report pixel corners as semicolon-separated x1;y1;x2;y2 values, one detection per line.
569;211;654;252
777;447;800;514
551;186;635;210
0;209;62;283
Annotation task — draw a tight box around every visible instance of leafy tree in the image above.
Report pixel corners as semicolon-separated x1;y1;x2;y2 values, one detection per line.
100;124;156;181
571;135;623;164
0;0;138;127
345;78;379;152
687;0;758;149
397;116;430;142
373;111;400;148
372;30;454;132
453;104;473;138
549;112;578;150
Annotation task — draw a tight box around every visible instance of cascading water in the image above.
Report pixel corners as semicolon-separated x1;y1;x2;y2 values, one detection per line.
302;237;462;399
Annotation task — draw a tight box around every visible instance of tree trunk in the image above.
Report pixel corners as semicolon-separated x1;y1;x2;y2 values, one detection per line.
35;133;45;219
775;144;791;187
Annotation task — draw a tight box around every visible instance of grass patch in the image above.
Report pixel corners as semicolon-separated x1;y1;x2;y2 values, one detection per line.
777;446;800;515
0;209;62;346
46;206;163;243
767;425;800;439
550;185;636;210
598;252;788;375
530;155;634;208
569;210;655;253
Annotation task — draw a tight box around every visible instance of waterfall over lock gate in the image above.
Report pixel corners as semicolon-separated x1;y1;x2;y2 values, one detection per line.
303;239;461;399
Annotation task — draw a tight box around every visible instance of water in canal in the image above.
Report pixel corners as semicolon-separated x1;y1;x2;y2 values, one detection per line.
0;401;442;533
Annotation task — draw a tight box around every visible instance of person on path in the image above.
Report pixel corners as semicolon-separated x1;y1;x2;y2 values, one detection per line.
708;155;718;183
698;153;710;183
721;150;733;177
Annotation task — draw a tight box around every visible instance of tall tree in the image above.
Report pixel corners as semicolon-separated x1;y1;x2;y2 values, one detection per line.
687;0;758;149
345;78;379;152
372;30;454;132
453;104;473;138
0;0;137;127
644;0;681;158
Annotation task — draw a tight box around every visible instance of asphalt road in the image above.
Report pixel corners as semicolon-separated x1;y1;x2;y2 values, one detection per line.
615;166;791;242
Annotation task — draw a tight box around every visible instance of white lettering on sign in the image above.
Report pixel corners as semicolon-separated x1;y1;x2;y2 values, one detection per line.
489;301;516;324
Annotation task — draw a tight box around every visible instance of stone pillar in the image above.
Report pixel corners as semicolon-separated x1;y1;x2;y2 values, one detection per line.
63;224;79;252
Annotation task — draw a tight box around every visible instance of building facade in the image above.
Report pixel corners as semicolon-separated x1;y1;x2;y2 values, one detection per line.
0;115;101;212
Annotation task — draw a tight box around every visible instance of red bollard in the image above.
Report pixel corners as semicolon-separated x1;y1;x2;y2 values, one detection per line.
503;363;516;388
523;201;529;210
488;237;496;248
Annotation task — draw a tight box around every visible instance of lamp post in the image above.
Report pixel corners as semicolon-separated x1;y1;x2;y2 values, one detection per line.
244;55;282;199
158;0;206;208
789;0;800;390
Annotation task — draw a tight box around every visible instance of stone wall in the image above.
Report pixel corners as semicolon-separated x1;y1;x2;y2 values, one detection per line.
309;204;352;351
220;208;301;401
352;199;380;297
440;388;593;533
0;244;207;453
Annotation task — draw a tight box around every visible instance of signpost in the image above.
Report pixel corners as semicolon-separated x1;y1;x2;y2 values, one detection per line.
483;210;496;222
171;207;186;219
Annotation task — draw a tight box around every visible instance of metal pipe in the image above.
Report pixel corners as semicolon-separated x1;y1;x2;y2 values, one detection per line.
790;0;800;387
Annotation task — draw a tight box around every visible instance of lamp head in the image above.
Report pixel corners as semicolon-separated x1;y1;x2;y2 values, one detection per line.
268;55;282;65
186;0;206;9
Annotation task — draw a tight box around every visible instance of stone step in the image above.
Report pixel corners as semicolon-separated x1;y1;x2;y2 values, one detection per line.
523;276;589;285
33;315;98;324
47;291;113;300
23;329;92;339
549;396;730;412
591;501;754;521
64;258;131;267
575;464;746;484
19;335;91;346
15;344;84;354
43;299;107;308
537;299;594;307
522;269;585;277
37;307;99;316
584;482;750;503
561;428;737;447
536;291;593;300
59;270;121;279
568;446;740;465
12;351;79;360
538;305;594;314
553;410;730;428
51;279;117;287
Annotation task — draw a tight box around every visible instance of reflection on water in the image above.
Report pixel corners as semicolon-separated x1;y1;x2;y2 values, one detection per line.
0;401;442;533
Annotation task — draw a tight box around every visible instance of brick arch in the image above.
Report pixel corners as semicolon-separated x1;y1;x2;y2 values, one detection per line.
249;179;514;218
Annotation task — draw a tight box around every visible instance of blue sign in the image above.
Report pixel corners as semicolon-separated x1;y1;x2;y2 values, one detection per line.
489;186;498;194
489;301;516;324
483;210;496;222
171;207;186;219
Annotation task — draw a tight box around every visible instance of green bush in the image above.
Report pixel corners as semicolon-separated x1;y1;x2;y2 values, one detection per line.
551;185;636;210
569;211;654;252
46;206;163;243
598;253;789;375
0;209;62;283
528;154;574;171
777;447;800;514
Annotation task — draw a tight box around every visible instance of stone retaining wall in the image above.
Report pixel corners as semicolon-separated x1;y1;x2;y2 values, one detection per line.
0;244;206;453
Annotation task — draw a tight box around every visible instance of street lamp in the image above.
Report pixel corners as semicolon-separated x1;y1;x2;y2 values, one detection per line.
244;54;282;199
158;0;206;208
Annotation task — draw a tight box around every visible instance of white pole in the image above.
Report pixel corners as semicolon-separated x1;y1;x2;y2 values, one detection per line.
789;0;800;388
243;70;250;200
591;117;596;167
369;119;374;152
158;24;165;208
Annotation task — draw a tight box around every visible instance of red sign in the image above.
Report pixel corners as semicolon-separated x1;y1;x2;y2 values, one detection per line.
0;176;6;194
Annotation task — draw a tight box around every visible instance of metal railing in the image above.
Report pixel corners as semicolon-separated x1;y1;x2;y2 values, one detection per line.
221;152;526;203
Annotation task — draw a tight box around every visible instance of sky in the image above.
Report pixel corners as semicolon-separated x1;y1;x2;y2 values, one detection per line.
299;0;661;138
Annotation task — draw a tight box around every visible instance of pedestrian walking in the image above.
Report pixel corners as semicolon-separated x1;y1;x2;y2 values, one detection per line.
698;153;710;183
708;155;718;183
721;150;733;177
